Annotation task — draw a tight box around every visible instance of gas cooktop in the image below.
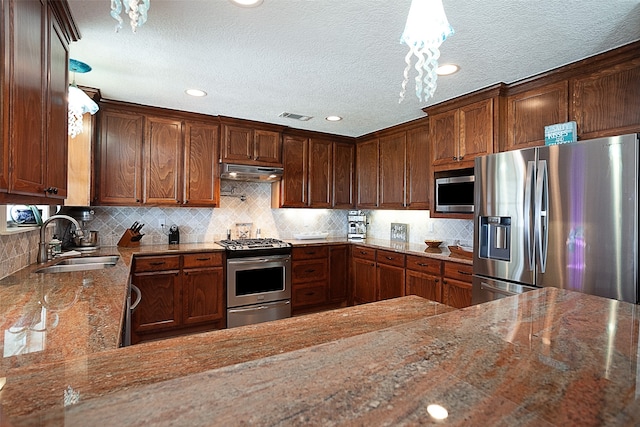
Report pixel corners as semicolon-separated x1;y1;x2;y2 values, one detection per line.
216;238;292;251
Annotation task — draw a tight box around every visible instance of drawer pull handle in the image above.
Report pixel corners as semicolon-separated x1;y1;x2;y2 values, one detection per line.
360;251;367;255
196;257;211;261
458;270;472;276
418;263;428;267
305;251;316;255
386;256;394;260
305;292;315;296
150;262;165;266
305;269;316;273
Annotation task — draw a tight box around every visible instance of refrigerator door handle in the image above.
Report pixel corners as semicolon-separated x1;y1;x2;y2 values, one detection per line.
535;160;549;273
524;160;535;271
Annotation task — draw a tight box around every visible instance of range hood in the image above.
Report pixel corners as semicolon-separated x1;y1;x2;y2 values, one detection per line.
220;163;283;182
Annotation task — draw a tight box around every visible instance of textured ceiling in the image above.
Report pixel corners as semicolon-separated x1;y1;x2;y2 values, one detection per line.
67;0;640;137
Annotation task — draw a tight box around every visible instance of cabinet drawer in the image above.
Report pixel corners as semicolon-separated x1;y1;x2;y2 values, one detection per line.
376;249;406;268
292;259;328;283
352;245;376;261
183;252;223;268
134;255;181;272
292;283;328;307
406;255;442;275
292;246;329;260
444;261;473;282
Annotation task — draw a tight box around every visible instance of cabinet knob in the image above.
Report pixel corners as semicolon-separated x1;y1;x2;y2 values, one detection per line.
184;200;189;204
176;200;181;204
452;156;458;161
45;187;58;194
459;155;464;160
136;199;141;203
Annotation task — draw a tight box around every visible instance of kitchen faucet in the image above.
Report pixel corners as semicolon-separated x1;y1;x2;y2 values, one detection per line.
38;215;84;263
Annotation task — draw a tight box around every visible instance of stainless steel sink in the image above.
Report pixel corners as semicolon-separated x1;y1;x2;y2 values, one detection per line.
35;255;119;274
56;255;120;266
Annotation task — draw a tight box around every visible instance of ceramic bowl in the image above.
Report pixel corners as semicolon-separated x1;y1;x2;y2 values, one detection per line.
424;240;443;248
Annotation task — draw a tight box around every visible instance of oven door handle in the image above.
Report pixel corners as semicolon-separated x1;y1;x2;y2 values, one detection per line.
228;257;290;265
228;300;291;313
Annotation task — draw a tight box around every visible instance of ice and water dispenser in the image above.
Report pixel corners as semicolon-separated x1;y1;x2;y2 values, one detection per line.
478;216;511;261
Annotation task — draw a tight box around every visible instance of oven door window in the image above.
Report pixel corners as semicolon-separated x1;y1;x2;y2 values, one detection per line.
235;266;285;295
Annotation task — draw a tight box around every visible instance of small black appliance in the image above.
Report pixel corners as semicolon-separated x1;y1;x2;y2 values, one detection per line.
168;225;180;244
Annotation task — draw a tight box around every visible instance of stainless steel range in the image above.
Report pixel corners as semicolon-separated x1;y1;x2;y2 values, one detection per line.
217;238;292;328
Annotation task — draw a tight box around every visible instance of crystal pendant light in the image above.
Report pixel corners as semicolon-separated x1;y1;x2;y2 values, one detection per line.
111;0;150;33
399;0;454;103
68;59;99;139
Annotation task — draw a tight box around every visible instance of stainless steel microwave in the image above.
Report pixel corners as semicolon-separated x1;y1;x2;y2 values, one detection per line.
435;175;475;213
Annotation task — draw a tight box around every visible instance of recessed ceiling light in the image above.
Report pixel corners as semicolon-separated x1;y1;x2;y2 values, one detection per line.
325;116;342;122
229;0;263;7
185;89;207;97
436;64;460;76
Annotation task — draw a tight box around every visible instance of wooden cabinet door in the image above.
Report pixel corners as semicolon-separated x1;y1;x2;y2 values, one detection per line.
98;109;144;204
377;263;405;301
459;98;494;164
45;7;69;200
442;278;472;308
222;124;253;163
132;270;182;334
430;110;459;168
9;0;46;197
572;59;640;140
406;125;431;209
406;269;441;303
182;266;224;325
144;116;182;205
279;135;307;207
329;245;349;303
353;257;376;304
356;138;379;208
505;81;569;151
254;129;282;165
308;138;332;208
0;0;8;193
379;132;406;209
333;142;354;208
184;121;219;206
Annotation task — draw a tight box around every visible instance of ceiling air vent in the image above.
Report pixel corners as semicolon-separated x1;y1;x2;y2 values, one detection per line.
278;112;312;121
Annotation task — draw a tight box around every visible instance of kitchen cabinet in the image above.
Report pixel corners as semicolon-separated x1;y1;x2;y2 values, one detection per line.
379;132;406;209
352;248;377;304
275;132;354;209
221;120;282;167
352;246;405;304
426;85;504;171
131;252;225;344
96;103;220;207
292;246;329;313
405;254;442;302
355;138;379;208
504;81;569;151
405;124;431;209
332;142;355;208
572;58;640;140
1;0;76;203
291;244;349;314
442;260;473;308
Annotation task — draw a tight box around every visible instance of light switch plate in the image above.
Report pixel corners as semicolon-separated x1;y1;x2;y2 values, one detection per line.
390;223;409;242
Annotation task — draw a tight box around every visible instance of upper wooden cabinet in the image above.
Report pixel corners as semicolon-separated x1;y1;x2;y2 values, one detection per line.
504;81;569;151
0;1;77;203
356;121;430;210
274;132;354;209
572;57;640;140
427;88;502;171
220;118;283;167
96;102;220;207
355;138;379;209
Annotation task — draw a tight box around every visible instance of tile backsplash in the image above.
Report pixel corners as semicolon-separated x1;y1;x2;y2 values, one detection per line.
1;182;473;278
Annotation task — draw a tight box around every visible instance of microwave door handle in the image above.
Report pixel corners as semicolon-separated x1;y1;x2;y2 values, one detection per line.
535;160;549;273
524;160;535;271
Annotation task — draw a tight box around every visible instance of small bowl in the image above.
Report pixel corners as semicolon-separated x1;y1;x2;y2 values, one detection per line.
424;240;443;248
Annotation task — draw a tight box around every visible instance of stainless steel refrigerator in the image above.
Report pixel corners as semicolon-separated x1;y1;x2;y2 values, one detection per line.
472;133;639;304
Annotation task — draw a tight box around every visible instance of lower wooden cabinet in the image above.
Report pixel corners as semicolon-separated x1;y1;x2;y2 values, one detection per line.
131;252;225;344
442;261;473;308
292;245;349;314
352;246;406;304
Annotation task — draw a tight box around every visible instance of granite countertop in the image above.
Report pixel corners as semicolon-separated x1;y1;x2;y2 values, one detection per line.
1;296;452;423
3;288;639;426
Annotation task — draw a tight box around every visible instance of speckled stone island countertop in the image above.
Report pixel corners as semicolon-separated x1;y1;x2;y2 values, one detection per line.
3;241;638;425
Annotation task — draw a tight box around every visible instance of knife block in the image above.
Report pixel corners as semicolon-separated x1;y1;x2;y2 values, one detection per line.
117;229;141;247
